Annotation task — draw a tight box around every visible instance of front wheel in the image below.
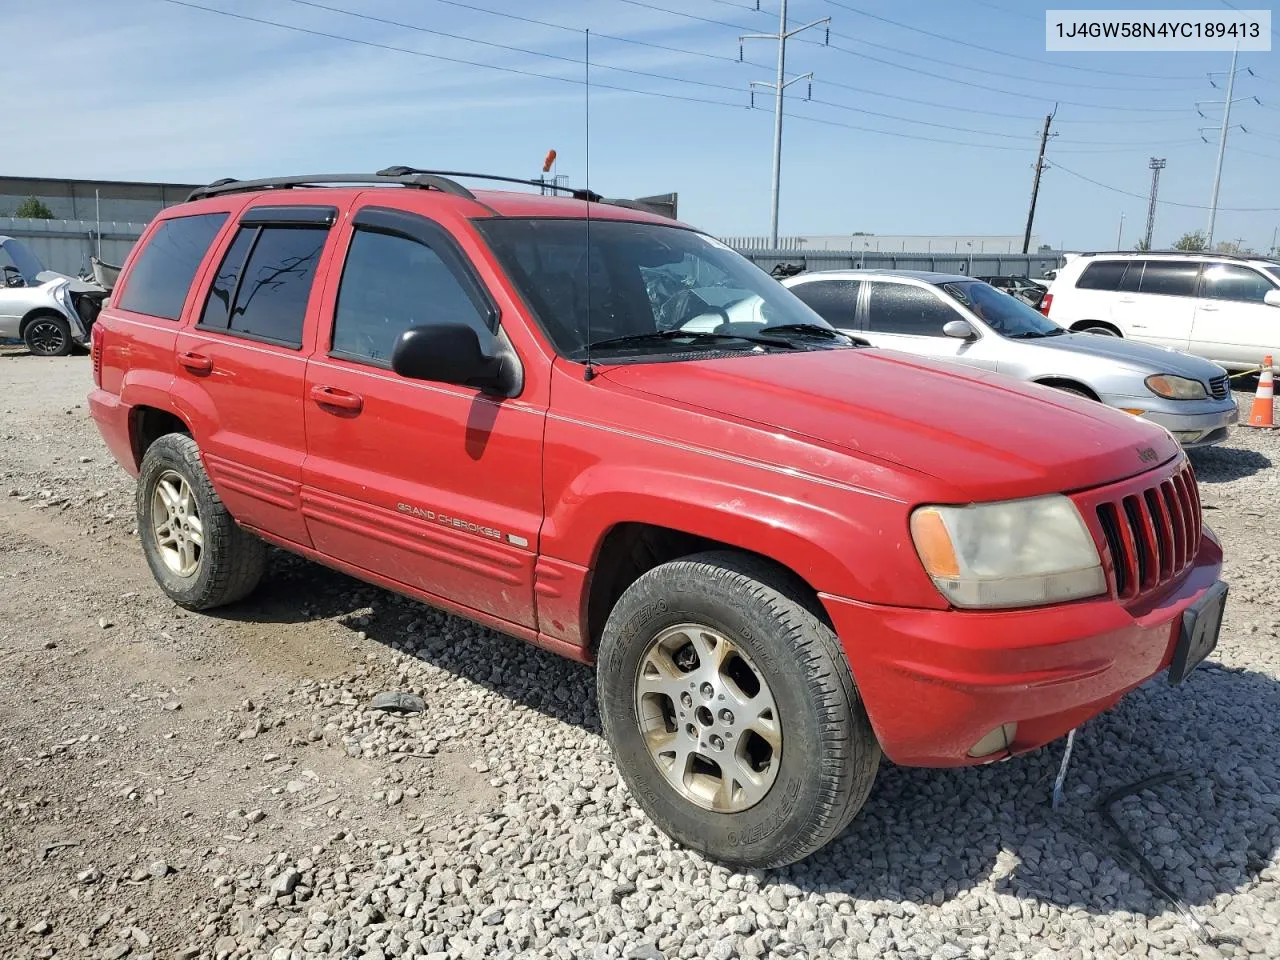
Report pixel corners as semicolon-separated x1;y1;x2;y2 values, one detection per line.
24;315;72;356
597;551;880;868
1076;323;1120;337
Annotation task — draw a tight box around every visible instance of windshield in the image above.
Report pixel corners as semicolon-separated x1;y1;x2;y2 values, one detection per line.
939;279;1063;338
475;218;837;360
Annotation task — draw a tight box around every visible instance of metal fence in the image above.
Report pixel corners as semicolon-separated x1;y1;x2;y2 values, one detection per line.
0;217;146;278
732;248;1066;279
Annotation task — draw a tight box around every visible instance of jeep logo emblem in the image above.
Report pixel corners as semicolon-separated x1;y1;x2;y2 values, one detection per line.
1137;446;1159;463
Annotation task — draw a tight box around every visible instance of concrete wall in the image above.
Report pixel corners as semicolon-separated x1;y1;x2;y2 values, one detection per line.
0;218;146;277
723;234;1047;254
0;176;196;226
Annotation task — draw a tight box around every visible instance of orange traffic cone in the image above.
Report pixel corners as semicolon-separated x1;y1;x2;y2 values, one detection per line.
1244;355;1277;429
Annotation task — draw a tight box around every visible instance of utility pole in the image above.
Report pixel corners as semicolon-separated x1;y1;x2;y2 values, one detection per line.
1022;105;1057;254
1144;158;1166;250
1116;211;1125;249
741;0;829;248
1200;44;1259;247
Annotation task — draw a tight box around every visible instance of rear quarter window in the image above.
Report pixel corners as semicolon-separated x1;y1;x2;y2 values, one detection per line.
1075;261;1127;291
116;213;229;320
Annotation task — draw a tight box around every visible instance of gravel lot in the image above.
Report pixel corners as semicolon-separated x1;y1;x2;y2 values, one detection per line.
1;347;1278;960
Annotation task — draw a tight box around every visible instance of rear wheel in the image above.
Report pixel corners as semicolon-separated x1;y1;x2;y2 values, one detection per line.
137;433;266;610
24;315;72;356
597;551;880;868
1076;322;1120;337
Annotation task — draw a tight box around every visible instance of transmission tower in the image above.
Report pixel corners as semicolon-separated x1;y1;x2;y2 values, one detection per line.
1143;158;1166;250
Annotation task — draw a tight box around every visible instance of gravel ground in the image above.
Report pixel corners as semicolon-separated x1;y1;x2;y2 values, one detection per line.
1;347;1278;960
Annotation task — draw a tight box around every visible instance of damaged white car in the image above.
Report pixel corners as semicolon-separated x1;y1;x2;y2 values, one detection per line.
0;236;108;356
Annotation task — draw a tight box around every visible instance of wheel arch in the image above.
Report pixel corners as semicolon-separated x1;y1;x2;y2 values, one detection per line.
129;405;193;471
19;307;71;337
585;522;831;655
1032;377;1100;401
1069;319;1122;337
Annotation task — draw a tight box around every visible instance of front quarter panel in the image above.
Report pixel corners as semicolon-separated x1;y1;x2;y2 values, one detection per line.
541;362;950;637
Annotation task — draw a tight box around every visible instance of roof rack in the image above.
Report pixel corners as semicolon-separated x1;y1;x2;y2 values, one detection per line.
1077;249;1278;264
188;172;476;202
376;166;602;203
187;167;680;220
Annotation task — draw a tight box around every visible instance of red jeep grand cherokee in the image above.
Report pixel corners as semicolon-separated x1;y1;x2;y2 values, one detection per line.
89;168;1227;867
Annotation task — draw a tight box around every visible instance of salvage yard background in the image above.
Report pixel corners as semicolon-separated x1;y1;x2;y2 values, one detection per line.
1;349;1278;960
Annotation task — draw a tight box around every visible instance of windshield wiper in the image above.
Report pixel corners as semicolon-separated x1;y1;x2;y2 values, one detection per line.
759;323;865;345
583;330;798;352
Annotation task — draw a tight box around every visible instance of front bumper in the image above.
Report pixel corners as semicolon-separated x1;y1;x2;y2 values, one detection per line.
821;531;1224;767
1100;394;1238;448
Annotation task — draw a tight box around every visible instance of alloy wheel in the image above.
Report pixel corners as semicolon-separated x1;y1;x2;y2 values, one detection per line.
633;623;782;813
151;470;204;577
27;320;67;355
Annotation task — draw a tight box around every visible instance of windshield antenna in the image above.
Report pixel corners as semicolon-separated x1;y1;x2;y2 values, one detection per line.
583;27;596;382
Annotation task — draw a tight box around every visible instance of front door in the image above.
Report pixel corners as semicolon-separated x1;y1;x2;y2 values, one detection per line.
858;279;998;370
1191;262;1280;368
300;206;545;629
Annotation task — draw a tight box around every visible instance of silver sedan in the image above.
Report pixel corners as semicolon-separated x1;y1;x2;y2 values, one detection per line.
783;270;1239;448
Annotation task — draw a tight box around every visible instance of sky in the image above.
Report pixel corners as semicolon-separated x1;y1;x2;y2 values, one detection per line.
3;0;1277;250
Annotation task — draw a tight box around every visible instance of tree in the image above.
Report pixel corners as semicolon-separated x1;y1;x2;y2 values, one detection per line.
1214;239;1253;255
1173;230;1207;252
1134;237;1151;251
14;197;55;219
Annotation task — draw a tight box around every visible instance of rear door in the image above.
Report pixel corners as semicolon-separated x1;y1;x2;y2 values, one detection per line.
786;277;860;331
172;204;340;546
300;205;545;629
1114;259;1200;350
858;278;998;369
1191;262;1280;367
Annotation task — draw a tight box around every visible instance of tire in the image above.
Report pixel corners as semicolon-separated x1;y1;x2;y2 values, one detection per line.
136;433;266;610
597;550;880;868
24;314;72;357
1077;322;1120;338
1052;385;1092;400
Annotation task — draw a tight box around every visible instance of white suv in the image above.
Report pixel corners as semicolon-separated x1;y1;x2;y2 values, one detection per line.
1043;252;1280;371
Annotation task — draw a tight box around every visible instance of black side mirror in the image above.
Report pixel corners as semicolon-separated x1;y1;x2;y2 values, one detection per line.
391;322;513;395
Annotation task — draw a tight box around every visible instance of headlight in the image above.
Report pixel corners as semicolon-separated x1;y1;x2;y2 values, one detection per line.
909;495;1106;609
1145;374;1207;400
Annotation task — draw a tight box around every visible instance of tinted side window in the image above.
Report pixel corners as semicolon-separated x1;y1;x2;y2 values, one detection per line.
1075;261;1127;291
789;279;859;327
865;283;957;336
1118;261;1143;292
1200;263;1274;303
199;228;256;330
226;227;326;346
332;230;491;365
1139;261;1200;297
116;213;228;320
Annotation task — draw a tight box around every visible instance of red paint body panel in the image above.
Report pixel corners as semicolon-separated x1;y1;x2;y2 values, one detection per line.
823;529;1222;766
87;183;1224;773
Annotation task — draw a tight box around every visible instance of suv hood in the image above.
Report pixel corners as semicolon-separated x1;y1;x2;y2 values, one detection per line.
601;347;1180;501
1029;332;1227;379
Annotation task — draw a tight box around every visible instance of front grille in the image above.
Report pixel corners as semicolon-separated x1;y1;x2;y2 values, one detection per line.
1209;375;1229;400
1093;460;1201;601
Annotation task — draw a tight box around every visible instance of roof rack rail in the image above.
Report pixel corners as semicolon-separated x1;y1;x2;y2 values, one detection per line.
1077;249;1277;263
187;172;476;202
375;166;603;203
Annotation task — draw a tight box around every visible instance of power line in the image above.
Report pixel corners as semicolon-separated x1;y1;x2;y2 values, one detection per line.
822;0;1200;83
819;41;1193;112
158;0;749;108
155;0;1219;163
283;0;747;93
1051;161;1280;212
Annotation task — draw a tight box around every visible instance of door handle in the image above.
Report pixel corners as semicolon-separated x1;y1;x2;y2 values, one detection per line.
177;351;212;373
1117;297;1136;303
310;384;363;412
1199;303;1219;311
